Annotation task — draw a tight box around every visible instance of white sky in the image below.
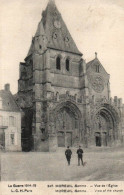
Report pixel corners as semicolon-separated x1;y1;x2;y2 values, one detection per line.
0;0;124;100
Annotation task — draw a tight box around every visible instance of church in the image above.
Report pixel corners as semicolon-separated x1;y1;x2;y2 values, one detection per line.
15;0;124;151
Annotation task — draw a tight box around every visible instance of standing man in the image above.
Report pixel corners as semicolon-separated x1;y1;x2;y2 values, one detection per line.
65;146;72;166
77;146;84;166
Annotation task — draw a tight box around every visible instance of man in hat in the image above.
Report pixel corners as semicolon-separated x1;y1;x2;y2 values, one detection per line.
65;146;72;165
77;146;84;166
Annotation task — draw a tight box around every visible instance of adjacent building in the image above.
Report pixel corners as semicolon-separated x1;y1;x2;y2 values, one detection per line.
15;0;124;151
0;84;22;151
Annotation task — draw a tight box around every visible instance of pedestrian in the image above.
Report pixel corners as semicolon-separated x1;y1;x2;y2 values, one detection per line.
77;145;84;166
65;146;72;166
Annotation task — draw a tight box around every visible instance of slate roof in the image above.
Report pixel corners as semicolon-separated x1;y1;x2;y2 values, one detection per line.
26;0;82;58
0;90;20;112
27;21;46;57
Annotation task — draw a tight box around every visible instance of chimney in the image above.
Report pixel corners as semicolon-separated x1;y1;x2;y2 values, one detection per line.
4;83;10;91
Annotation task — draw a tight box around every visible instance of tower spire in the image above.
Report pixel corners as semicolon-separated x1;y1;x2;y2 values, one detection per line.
42;0;82;55
49;0;55;3
26;0;82;58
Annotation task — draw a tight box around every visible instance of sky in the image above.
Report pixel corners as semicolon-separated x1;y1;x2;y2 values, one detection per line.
0;0;124;100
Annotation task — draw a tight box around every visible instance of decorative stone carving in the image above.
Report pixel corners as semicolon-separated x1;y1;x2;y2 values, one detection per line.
92;76;104;93
64;37;69;42
54;20;61;29
52;32;58;39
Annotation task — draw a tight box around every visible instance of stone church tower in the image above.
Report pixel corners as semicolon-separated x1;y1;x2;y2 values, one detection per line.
16;0;123;151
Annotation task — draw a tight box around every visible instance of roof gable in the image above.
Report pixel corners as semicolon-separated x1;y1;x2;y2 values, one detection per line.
86;58;109;76
0;90;20;112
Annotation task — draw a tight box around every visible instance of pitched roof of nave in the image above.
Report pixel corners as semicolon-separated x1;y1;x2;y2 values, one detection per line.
26;0;82;58
0;89;20;112
86;53;109;75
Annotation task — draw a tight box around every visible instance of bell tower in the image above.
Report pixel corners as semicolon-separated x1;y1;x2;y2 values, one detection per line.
17;0;84;151
16;0;122;151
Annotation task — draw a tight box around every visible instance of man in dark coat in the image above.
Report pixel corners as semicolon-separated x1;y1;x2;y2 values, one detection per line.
65;146;72;165
77;146;84;166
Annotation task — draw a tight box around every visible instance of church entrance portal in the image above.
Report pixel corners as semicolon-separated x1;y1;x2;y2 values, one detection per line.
95;132;107;147
55;106;80;147
94;109;115;147
66;132;72;147
95;132;101;146
102;132;107;146
57;132;65;147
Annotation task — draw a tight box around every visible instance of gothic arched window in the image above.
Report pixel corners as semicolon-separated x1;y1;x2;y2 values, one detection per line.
56;56;61;70
66;58;70;71
96;65;100;73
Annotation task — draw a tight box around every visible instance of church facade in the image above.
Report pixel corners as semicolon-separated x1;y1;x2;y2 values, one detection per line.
16;0;124;151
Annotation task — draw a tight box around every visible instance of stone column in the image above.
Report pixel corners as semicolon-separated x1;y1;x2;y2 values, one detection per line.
107;81;111;100
44;49;52;99
48;118;57;152
80;59;91;147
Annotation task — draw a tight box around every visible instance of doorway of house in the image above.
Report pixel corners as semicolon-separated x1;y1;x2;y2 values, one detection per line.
0;129;5;149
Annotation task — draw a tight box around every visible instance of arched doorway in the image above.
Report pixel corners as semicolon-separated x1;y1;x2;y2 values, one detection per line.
55;107;79;147
93;105;119;147
51;101;82;147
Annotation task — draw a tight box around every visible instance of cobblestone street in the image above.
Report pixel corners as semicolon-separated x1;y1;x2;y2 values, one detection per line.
1;147;124;181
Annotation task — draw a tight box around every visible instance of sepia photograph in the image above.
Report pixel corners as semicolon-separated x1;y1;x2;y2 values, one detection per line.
0;0;124;193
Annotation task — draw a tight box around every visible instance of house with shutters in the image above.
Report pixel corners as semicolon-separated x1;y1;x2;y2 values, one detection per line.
0;84;22;151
